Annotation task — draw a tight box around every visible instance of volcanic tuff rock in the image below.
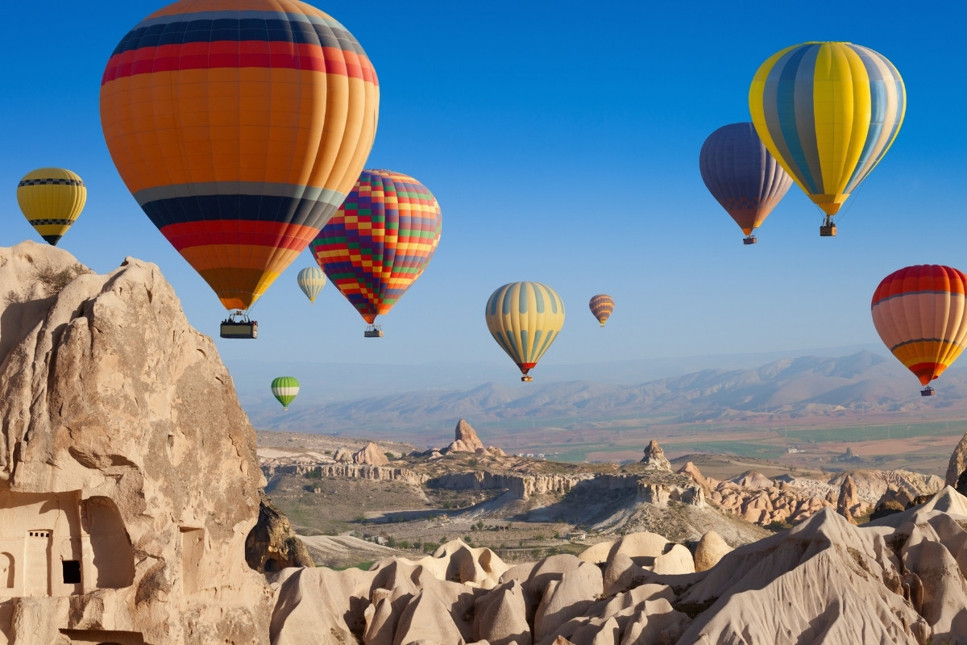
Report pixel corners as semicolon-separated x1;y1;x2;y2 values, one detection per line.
836;473;860;523
947;429;967;487
640;440;671;471
0;242;272;643
693;530;733;572
245;492;314;573
353;441;388;466
445;418;486;453
269;489;967;644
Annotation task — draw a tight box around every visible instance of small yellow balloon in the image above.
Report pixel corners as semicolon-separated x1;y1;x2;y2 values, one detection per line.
16;168;87;245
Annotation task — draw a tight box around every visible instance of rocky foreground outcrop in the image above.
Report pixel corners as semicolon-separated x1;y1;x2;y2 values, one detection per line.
0;242;273;643
270;488;967;644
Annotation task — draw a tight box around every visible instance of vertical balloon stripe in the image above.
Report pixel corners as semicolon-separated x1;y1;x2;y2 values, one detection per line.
844;47;906;193
813;44;862;196
533;329;554;362
769;45;819;194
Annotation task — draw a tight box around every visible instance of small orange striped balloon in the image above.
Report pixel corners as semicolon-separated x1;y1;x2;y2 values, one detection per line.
589;294;614;327
871;265;967;388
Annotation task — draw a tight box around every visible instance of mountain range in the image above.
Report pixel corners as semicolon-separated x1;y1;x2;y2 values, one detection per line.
244;351;967;441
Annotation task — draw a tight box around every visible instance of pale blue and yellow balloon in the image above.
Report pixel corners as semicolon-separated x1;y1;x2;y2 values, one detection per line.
485;282;565;382
749;42;905;233
297;267;327;303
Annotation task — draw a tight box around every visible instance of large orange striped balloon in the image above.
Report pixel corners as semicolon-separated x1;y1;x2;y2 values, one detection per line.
871;265;967;390
100;0;379;311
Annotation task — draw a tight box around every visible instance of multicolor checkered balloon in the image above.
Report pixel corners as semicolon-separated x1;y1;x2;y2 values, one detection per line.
310;169;442;326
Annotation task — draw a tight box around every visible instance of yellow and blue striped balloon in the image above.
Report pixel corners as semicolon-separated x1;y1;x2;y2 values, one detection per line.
485;282;565;381
296;267;326;303
749;42;905;223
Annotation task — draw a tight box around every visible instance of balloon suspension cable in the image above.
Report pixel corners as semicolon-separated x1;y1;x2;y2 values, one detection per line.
222;309;250;323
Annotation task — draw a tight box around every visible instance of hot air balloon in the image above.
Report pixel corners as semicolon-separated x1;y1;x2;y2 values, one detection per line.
100;0;379;338
589;294;614;327
16;168;87;245
699;123;793;244
871;265;967;397
486;282;565;381
271;376;300;411
297;267;326;303
749;42;905;236
310;169;442;337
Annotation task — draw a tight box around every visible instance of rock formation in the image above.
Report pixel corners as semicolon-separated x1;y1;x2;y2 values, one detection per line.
0;242;271;643
333;447;354;463
640;440;671;471
267;489;967;644
693;530;732;572
947;430;967;487
446;418;486;453
836;473;859;522
353;441;388;466
245;492;314;572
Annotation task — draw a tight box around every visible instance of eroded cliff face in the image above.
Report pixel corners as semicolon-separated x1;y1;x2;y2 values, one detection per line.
0;242;272;644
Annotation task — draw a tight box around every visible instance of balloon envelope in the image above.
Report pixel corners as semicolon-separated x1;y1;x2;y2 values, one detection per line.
100;0;379;312
589;294;614;327
271;376;300;410
871;265;967;387
699;123;792;236
749;42;905;219
310;169;442;325
16;168;86;245
485;282;565;380
297;267;326;303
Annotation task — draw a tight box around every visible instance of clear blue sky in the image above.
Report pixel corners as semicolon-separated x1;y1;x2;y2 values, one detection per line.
2;1;965;399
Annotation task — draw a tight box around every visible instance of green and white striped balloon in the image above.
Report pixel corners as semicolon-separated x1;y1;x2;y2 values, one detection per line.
271;376;300;411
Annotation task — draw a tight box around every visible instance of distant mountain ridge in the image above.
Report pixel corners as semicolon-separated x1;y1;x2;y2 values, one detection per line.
246;351;967;436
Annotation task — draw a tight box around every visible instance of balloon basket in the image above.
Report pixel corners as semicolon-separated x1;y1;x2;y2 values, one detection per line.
521;375;533;382
220;312;258;339
921;386;935;397
364;325;384;338
820;223;837;237
743;236;757;245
